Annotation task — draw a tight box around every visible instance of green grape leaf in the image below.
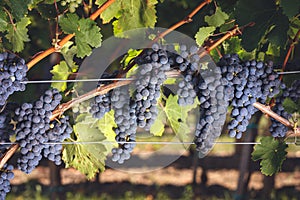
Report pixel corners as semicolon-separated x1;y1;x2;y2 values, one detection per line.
5;17;31;52
283;98;300;114
280;0;300;19
252;136;288;176
267;10;289;48
62;114;109;179
50;61;72;92
109;0;158;37
234;0;277;51
99;0;121;24
97;110;117;144
4;0;31;21
266;43;280;57
195;26;216;46
222;36;242;55
288;18;300;39
0;11;8;32
164;95;199;142
59;13;102;58
150;105;166;137
59;13;78;34
60;41;78;72
204;7;229;27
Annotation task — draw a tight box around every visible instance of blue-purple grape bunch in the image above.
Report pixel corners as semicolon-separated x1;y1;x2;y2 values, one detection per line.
0;52;27;106
14;89;72;173
133;44;171;130
270;80;300;137
0;163;14;200
111;86;137;164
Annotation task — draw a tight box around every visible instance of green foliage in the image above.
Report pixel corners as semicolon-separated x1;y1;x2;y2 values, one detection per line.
195;26;216;46
50;61;73;92
195;6;228;46
234;0;289;51
59;13;102;58
280;0;300;19
98;0;158;37
252;136;288;176
150;95;198;142
5;17;31;52
3;0;31;21
62;112;116;179
283;98;300;114
204;6;229;27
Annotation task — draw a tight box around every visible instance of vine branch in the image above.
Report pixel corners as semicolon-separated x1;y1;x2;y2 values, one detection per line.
281;28;300;80
153;0;212;41
253;102;299;136
26;0;116;69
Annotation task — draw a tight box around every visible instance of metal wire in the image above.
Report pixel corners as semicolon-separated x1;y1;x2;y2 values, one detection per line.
0;141;297;145
19;70;300;84
21;78;135;84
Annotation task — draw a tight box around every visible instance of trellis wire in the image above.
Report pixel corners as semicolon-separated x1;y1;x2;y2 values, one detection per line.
0;141;298;145
20;70;300;84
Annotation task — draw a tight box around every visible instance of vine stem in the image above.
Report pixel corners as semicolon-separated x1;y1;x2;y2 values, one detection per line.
0;79;130;169
199;22;255;58
153;0;212;41
253;102;299;136
281;28;300;81
26;0;116;69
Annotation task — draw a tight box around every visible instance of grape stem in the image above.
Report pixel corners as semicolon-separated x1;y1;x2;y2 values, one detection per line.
26;0;116;69
153;0;212;41
281;28;300;81
199;22;255;58
0;144;18;169
253;102;299;135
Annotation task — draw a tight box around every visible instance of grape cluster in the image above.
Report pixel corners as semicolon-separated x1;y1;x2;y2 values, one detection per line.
0;52;27;106
43;115;73;165
133;44;170;130
218;54;281;139
14;89;67;173
270;80;300;137
0;164;14;200
61;0;82;13
0;110;13;154
194;65;228;157
111;86;137;164
89;72;116;119
176;45;200;106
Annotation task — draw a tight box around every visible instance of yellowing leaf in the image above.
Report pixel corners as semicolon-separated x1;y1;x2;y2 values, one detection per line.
50;61;72;92
63;114;113;179
195;26;216;46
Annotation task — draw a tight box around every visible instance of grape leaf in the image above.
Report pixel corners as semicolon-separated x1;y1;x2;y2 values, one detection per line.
266;43;280;57
104;0;158;37
50;61;72;92
62;114;110;179
252;136;288;176
234;0;277;51
59;13;102;58
267;10;289;48
97;110;117;145
98;0;121;24
205;6;229;27
4;0;31;21
150;105;166;137
280;0;300;19
283;98;300;114
164;95;199;142
60;41;78;72
0;11;8;32
5;17;31;52
195;26;216;46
